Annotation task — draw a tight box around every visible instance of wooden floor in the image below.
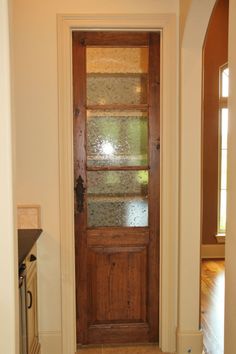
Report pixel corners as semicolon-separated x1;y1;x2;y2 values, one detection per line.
77;344;166;354
201;259;225;354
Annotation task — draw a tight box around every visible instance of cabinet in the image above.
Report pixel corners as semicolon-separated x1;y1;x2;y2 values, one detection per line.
25;245;40;354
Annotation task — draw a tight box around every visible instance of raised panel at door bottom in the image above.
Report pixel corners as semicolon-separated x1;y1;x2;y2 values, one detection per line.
87;230;149;343
88;246;147;323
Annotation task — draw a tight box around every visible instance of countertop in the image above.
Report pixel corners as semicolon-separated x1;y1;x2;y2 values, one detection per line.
18;229;42;266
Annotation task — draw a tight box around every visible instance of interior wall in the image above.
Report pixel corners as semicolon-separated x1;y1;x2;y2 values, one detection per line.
0;0;18;353
202;0;229;245
11;1;178;353
179;0;192;42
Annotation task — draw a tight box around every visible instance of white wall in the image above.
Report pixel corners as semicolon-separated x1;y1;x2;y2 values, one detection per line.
0;0;18;353
12;1;178;353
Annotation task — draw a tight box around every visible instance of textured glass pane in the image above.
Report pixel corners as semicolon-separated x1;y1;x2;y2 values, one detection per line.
87;110;148;167
87;74;147;105
87;171;148;227
219;190;227;232
87;48;148;74
86;47;148;105
221;108;228;149
222;67;229;97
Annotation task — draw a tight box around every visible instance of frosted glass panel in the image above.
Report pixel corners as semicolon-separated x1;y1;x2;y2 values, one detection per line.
87;48;148;73
87;74;147;105
86;47;148;105
87;171;148;227
87;110;148;167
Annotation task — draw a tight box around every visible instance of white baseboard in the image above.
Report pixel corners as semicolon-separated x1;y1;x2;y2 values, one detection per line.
176;329;203;354
201;244;225;259
39;331;62;354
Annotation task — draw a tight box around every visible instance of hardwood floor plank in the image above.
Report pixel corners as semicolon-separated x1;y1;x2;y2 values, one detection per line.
77;344;166;354
201;259;225;354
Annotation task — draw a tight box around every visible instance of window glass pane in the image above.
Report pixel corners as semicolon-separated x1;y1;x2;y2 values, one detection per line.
87;110;148;167
220;150;227;190
87;170;148;227
222;67;229;97
219;190;227;232
221;108;228;149
218;67;228;234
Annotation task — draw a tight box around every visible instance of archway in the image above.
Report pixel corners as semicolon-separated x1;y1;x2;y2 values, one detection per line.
178;1;216;353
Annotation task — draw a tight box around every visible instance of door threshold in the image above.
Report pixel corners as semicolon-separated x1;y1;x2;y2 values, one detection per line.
77;343;162;354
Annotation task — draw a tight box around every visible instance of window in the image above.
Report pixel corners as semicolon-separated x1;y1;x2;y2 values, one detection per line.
217;64;229;241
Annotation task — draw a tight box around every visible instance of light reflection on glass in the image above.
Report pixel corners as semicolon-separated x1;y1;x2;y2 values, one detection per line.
101;141;114;155
87;110;148;167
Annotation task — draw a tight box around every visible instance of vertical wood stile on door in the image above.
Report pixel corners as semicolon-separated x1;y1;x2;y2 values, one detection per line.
72;31;160;345
148;32;160;341
72;32;88;344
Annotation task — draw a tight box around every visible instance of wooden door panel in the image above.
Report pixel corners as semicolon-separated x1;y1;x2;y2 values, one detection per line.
88;322;149;344
72;31;149;47
87;227;149;246
88;245;147;324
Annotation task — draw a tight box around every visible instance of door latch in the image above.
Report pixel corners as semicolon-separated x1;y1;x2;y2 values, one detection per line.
75;175;86;213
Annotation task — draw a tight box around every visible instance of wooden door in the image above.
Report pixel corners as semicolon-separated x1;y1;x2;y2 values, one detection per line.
72;31;160;345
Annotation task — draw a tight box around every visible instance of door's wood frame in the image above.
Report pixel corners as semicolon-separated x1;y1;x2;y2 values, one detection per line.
57;14;178;354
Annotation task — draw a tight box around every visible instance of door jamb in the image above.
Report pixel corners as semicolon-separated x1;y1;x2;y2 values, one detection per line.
57;14;178;354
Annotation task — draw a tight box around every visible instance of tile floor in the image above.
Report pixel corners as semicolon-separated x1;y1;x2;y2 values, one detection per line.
77;344;167;354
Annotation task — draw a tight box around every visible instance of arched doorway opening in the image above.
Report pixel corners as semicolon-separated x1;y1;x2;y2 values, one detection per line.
201;1;229;353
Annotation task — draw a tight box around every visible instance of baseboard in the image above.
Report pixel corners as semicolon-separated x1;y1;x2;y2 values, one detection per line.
39;331;62;354
201;244;225;259
176;329;203;354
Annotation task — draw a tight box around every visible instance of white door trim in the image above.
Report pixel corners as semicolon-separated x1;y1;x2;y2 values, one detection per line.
57;14;178;354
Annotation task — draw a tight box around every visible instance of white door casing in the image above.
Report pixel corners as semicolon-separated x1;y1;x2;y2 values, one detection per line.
57;14;178;354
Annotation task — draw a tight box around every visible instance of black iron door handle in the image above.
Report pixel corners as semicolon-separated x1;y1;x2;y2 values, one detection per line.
27;290;33;309
75;175;86;213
